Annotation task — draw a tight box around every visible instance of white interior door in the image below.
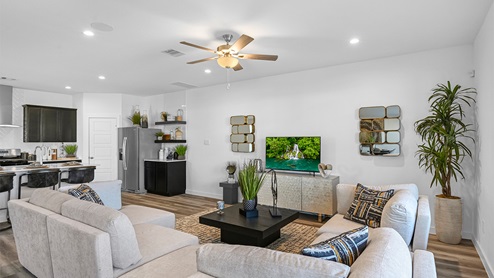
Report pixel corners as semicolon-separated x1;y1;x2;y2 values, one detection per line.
89;117;117;181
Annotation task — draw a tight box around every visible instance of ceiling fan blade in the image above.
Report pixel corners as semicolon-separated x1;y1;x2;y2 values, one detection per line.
230;34;254;53
238;53;278;61
232;63;243;71
186;56;218;64
180;41;216;53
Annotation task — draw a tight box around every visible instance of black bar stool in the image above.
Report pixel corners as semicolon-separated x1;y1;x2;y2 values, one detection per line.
60;166;96;184
0;172;15;231
18;168;60;199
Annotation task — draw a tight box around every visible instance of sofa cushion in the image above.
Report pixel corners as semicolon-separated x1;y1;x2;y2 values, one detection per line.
196;243;351;278
302;226;368;266
29;188;75;214
349;228;412;278
380;189;417;246
344;184;394;228
61;199;142;269
120;205;175;228
337;183;419;214
68;184;104;205
59;180;123;210
114;224;199;277
317;213;365;236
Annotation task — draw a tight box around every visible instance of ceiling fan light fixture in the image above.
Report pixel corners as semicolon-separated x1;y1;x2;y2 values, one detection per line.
217;56;239;69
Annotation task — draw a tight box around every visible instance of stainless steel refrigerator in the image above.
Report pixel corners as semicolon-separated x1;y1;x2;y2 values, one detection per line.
118;127;160;193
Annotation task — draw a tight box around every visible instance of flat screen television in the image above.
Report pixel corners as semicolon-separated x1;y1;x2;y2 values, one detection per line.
265;136;321;173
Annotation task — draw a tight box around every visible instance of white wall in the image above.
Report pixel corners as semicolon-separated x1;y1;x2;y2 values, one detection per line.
473;2;494;276
185;45;476;238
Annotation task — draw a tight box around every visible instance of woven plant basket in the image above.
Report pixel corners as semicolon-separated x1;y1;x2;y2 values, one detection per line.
435;196;462;244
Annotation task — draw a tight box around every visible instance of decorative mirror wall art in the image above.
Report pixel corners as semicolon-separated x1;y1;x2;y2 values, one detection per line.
358;105;401;156
230;115;255;153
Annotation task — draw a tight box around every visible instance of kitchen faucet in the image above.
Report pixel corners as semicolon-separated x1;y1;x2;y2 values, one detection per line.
34;146;43;164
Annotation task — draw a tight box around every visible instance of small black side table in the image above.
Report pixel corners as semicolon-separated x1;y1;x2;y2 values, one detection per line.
219;181;239;204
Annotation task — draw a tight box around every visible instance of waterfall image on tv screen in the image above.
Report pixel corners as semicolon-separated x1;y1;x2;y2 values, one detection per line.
265;136;321;173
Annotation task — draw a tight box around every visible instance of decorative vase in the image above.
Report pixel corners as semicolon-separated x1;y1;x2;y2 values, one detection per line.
435;196;462;244
157;136;163;140
242;198;257;211
177;155;185;160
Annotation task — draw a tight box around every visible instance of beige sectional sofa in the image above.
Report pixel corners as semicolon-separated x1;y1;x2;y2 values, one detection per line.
9;182;436;278
8;188;199;278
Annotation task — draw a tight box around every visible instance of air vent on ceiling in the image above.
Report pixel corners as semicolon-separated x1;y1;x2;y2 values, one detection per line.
1;77;16;81
162;49;185;57
171;82;197;89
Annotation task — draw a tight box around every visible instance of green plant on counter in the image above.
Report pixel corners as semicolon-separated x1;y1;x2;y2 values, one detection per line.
128;112;141;125
64;144;78;155
155;131;165;137
175;145;187;156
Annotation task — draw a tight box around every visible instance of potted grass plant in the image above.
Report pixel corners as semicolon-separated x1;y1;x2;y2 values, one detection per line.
175;145;187;160
155;131;165;140
414;81;476;244
64;144;78;157
238;160;267;211
128;112;141;126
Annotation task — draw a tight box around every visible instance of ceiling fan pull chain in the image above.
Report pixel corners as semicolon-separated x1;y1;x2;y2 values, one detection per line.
226;68;231;90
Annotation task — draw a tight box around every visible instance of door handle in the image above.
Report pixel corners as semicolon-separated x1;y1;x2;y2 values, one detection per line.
123;137;128;171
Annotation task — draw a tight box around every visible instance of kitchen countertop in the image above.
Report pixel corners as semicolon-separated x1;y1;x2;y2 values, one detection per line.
28;157;82;164
144;159;187;163
0;163;97;173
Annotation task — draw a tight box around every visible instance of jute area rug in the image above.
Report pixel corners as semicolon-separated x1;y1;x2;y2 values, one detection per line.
175;209;318;254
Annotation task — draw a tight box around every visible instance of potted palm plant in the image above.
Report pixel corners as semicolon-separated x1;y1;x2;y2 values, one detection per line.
238;160;267;211
414;81;476;244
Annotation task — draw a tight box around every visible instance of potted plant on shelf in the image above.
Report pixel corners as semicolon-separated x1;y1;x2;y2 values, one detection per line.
155;131;165;140
414;81;476;244
64;144;78;158
175;145;187;160
128;112;141;126
238;160;267;211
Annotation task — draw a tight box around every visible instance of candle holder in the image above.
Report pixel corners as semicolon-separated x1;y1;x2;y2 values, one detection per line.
217;201;225;215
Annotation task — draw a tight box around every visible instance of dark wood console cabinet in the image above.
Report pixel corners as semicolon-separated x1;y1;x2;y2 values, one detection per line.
23;105;77;142
144;161;186;196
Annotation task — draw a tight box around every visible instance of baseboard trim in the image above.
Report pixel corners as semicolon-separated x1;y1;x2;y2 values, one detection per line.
186;189;222;200
472;237;494;278
429;226;473;240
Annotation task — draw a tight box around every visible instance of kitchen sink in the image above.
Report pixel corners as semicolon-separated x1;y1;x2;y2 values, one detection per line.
25;164;50;169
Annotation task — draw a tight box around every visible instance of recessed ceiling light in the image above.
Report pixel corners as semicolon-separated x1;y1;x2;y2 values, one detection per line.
204;69;212;74
83;30;95;37
98;75;106;80
350;38;360;44
65;86;71;89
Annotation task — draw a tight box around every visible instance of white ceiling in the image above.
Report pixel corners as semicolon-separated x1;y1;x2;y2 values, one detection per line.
0;0;492;96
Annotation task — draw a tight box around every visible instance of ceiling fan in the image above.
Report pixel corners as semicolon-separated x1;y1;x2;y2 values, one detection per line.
180;34;278;71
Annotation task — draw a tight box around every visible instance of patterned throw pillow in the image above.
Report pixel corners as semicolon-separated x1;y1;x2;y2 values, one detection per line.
344;183;394;228
68;184;104;205
302;226;368;266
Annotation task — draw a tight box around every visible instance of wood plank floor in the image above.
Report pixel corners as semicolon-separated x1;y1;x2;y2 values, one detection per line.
0;192;488;278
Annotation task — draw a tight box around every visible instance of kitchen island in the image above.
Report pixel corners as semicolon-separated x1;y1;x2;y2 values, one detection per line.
0;163;97;222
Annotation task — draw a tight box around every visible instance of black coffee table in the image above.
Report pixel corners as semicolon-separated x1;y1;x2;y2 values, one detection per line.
199;203;299;247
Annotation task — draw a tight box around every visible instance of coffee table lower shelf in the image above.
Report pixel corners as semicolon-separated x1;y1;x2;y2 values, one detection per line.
199;204;299;247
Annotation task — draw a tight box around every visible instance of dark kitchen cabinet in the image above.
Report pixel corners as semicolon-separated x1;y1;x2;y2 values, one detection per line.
144;161;186;196
23;105;77;142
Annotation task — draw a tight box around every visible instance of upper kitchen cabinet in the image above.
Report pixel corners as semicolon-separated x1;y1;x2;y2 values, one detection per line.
23;105;77;142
